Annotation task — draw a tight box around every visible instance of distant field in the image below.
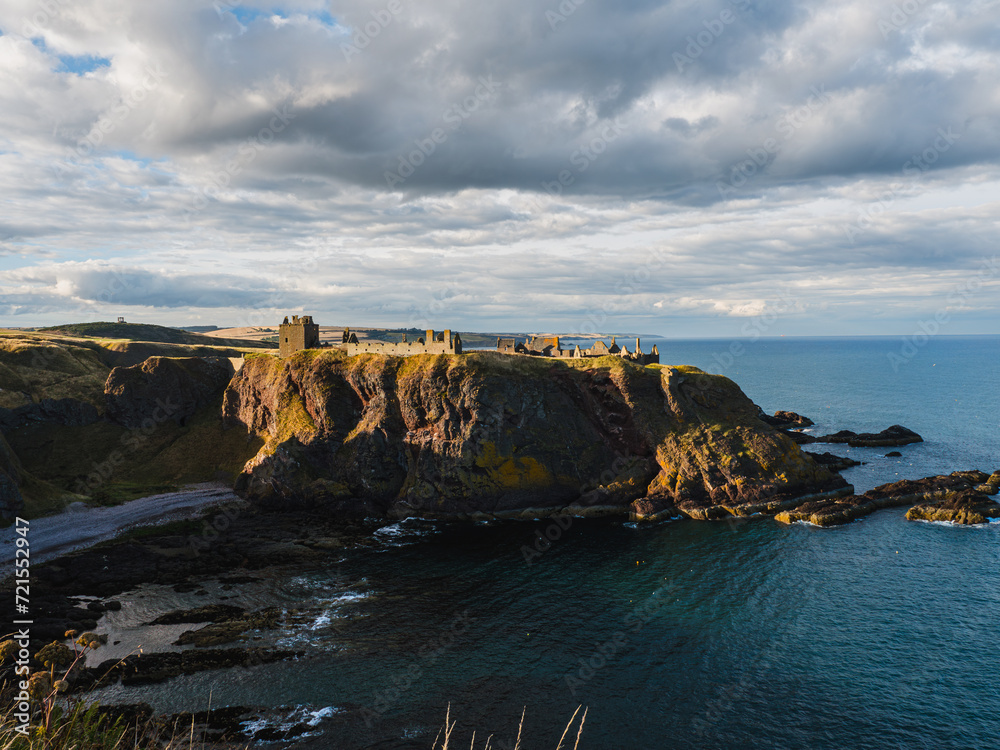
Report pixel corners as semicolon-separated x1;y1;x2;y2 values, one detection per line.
39;322;277;349
206;325;517;348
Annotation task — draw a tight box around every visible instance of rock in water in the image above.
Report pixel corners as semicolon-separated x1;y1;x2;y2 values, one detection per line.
804;451;862;472
907;484;1000;524
814;425;923;447
756;408;814;427
776;471;999;526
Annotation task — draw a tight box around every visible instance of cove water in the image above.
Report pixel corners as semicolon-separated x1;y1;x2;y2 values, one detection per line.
92;336;1000;749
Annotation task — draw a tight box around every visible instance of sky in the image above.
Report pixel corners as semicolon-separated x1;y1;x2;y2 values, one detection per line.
0;0;998;337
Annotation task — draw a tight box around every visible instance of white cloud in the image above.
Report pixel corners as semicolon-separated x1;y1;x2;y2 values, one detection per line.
0;0;997;334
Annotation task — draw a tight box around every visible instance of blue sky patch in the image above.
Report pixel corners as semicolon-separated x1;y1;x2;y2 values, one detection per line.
227;6;337;29
30;40;111;74
57;54;112;75
230;6;272;25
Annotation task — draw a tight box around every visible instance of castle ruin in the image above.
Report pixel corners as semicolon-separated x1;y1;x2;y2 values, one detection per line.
341;327;462;356
277;315;652;364
496;335;659;365
277;315;461;357
279;315;320;357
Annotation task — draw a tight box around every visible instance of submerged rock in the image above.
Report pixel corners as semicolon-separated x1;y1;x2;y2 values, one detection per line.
780;429;818;444
148;604;246;625
83;647;301;688
173;607;282;648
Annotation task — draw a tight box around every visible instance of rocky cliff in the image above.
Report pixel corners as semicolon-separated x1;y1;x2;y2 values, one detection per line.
222;351;848;519
0;428;25;518
106;356;235;429
0;334;260;518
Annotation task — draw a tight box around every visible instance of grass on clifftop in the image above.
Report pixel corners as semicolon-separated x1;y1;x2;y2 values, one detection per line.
0;336;112;411
0;332;265;407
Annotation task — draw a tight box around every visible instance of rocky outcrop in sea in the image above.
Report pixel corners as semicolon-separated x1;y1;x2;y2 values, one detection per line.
776;470;1000;526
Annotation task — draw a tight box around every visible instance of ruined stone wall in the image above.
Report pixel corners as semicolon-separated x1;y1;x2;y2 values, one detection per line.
497;335;659;364
343;329;462;357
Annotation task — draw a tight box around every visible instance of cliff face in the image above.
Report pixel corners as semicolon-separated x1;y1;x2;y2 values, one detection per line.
0;428;25;518
0;336;260;518
222;351;847;519
105;356;235;429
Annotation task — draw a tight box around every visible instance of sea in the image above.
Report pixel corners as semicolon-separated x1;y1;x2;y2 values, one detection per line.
89;335;1000;749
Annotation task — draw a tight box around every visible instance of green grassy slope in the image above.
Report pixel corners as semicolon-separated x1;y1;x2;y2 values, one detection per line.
0;331;267;518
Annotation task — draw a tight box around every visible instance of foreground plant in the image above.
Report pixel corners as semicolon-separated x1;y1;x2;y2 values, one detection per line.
0;630;138;750
432;704;588;750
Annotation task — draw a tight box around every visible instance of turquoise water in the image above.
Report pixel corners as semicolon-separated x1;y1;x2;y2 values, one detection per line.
94;336;1000;748
643;335;1000;493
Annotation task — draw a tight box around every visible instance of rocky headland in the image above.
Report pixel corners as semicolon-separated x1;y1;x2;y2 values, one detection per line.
0;330;982;530
220;351;849;521
3;332;998;747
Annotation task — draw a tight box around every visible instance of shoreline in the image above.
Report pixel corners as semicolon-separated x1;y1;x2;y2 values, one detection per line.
0;482;243;567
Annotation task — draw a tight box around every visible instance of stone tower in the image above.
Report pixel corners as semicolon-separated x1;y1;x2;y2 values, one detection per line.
279;315;320;357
